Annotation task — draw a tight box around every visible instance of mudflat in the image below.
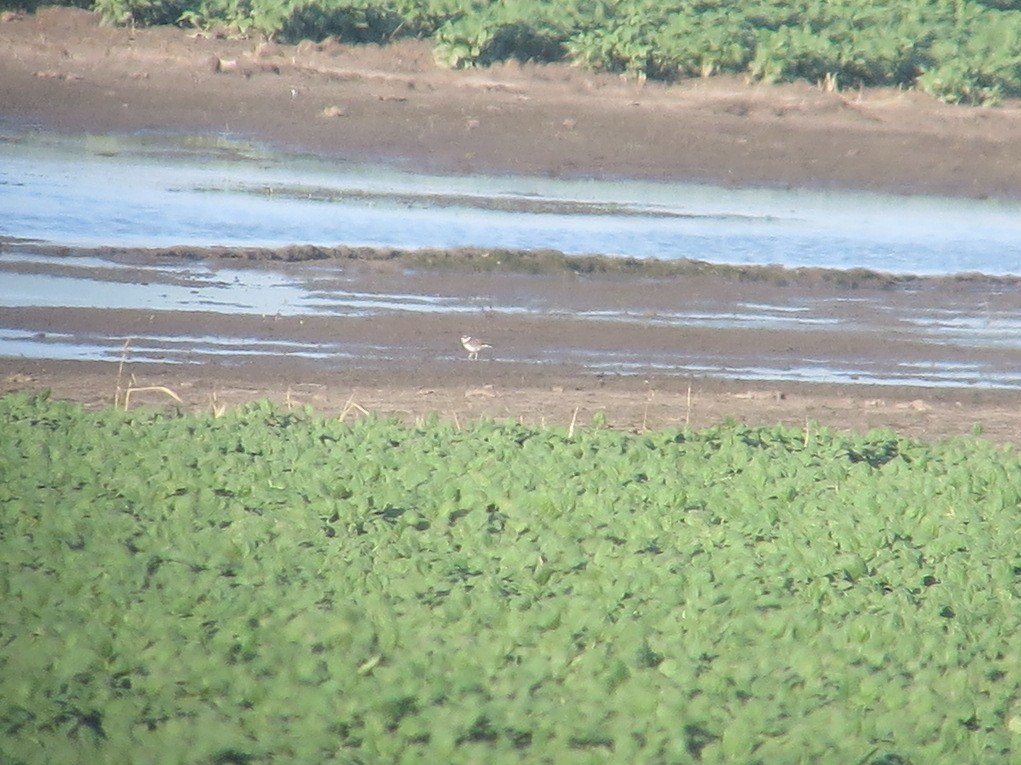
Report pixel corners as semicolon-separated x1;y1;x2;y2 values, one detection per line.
2;7;1020;441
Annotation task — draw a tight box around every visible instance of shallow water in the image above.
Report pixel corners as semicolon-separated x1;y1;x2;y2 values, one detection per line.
3;130;1021;276
3;129;1021;387
2;249;1020;388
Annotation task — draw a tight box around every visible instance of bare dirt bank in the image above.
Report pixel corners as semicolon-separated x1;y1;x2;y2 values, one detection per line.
3;7;1021;198
5;358;1021;443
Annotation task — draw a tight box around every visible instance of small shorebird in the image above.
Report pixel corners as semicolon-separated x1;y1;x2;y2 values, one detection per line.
461;335;492;360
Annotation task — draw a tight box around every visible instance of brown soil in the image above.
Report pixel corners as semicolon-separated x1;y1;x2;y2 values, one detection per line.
2;7;1021;442
5;7;1021;197
5;359;1020;443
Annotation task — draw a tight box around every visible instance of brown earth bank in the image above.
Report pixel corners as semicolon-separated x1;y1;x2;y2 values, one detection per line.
2;7;1021;442
3;6;1021;198
4;359;1021;444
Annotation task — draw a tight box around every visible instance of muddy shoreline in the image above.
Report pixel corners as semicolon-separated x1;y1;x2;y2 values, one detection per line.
2;8;1021;440
4;8;1021;199
3;247;1021;441
9;240;1021;288
5;356;1020;442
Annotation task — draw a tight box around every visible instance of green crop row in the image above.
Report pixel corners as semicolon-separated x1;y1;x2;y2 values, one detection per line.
2;391;1021;762
6;0;1018;104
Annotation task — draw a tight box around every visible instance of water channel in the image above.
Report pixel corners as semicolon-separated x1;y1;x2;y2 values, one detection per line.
2;128;1021;388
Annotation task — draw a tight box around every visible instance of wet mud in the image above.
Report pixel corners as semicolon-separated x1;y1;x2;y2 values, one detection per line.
2;8;1021;439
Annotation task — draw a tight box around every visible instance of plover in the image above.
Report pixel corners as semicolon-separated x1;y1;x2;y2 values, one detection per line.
461;335;492;360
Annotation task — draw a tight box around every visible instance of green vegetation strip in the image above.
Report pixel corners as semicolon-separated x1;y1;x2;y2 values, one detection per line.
2;392;1021;763
19;0;1012;104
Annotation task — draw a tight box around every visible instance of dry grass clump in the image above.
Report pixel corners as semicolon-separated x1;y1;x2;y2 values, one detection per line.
113;338;183;411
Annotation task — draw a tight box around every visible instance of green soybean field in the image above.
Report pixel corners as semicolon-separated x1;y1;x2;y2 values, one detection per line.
40;0;1018;105
2;391;1020;764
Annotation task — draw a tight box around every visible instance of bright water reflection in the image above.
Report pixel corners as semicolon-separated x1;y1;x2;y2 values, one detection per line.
584;355;1000;389
0;266;311;315
0;327;378;363
3;130;1021;275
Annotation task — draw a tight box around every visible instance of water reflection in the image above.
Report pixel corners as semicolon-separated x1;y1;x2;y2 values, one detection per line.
2;250;1020;389
3;129;1021;388
2;129;1021;275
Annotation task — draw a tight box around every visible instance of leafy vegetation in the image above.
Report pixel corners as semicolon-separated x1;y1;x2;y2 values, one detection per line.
3;391;1021;763
0;0;987;104
4;0;1021;103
